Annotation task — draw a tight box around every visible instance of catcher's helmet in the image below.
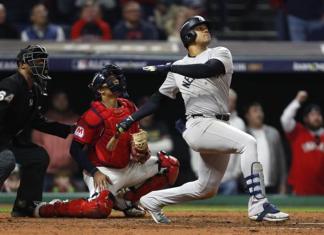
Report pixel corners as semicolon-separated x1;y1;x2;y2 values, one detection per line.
89;64;129;98
180;15;210;48
17;44;51;95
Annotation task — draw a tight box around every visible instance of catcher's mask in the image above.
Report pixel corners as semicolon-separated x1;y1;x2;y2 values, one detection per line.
88;64;129;99
17;44;51;95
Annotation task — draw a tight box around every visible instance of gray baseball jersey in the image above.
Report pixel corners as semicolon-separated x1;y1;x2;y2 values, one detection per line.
159;47;233;116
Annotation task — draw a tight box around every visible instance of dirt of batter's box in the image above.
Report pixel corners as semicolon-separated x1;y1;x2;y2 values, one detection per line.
0;211;324;235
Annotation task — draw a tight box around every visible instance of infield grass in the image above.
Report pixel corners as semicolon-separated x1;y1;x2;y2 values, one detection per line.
1;204;324;213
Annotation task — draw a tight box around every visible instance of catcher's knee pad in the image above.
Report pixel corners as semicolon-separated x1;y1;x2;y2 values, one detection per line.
37;190;114;218
158;151;179;185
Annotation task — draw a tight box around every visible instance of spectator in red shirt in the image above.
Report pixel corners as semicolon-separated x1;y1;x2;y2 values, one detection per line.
280;90;324;195
71;1;112;41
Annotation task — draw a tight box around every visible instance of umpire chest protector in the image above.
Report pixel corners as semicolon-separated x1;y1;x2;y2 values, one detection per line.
180;15;210;48
87;99;137;168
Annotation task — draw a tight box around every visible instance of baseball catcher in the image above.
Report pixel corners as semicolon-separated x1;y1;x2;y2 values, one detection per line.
34;64;179;218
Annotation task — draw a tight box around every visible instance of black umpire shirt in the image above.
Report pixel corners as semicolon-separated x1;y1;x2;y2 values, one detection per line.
0;72;71;149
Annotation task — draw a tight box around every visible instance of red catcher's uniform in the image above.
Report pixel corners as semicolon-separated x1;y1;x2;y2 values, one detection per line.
73;98;139;169
287;123;324;195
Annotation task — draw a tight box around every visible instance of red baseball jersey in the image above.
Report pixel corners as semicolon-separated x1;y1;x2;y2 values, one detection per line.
286;123;324;195
73;98;139;168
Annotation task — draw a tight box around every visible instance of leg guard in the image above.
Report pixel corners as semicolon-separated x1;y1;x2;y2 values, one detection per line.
123;151;179;203
244;162;266;200
35;190;114;218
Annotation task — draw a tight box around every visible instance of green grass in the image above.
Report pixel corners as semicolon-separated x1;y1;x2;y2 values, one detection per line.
1;204;324;214
165;205;324;212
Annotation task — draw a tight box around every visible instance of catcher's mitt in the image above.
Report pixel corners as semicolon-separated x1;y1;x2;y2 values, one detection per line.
130;129;150;164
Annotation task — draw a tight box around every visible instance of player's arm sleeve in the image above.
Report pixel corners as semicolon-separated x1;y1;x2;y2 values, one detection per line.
130;91;169;122
280;99;300;133
209;47;233;74
170;59;225;78
70;141;98;176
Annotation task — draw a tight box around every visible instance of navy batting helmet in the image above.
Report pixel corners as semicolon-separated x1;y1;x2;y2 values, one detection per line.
89;64;129;98
180;15;210;48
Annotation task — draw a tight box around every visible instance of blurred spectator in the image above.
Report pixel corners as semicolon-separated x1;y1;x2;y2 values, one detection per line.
270;0;290;40
245;102;287;194
281;91;324;195
152;0;171;39
1;165;20;192
0;4;19;39
71;1;112;41
120;0;157;18
218;89;245;195
75;0;120;26
21;3;65;41
140;115;173;156
43;0;77;24
2;0;38;24
166;3;199;42
113;1;159;40
52;170;75;193
285;0;324;41
32;90;79;191
182;0;205;16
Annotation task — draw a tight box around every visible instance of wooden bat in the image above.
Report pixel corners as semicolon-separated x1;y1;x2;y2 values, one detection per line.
106;132;120;151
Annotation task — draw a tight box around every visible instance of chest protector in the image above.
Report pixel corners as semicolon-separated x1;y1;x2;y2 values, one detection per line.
89;99;137;168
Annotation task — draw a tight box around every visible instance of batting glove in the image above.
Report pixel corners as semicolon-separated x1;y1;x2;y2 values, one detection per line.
143;63;172;73
116;115;134;133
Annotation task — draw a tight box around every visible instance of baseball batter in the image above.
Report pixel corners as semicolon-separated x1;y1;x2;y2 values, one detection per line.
116;16;289;223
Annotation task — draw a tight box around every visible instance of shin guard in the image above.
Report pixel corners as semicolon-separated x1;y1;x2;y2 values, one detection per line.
36;190;114;218
123;151;179;203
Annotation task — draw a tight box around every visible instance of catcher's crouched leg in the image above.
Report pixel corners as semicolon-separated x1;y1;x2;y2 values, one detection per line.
124;151;179;203
34;190;114;218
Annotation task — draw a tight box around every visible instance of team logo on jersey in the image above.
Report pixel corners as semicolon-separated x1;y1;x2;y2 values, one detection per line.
182;76;194;88
74;126;85;138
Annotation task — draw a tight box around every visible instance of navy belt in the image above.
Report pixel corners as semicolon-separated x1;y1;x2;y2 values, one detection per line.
190;113;230;121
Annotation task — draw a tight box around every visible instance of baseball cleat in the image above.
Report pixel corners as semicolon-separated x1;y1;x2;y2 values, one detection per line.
123;206;146;217
248;197;289;222
139;197;171;224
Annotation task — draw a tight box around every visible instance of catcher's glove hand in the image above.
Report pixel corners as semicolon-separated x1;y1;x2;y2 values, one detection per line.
130;129;150;164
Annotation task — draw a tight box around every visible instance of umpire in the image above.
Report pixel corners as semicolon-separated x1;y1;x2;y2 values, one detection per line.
0;45;71;217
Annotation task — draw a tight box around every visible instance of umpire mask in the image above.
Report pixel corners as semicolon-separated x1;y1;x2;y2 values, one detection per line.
17;45;51;95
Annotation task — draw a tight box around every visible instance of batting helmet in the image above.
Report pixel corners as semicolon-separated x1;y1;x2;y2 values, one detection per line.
17;44;51;95
180;15;210;48
89;64;129;98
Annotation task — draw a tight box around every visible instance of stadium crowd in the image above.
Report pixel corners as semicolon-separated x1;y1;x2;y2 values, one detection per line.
1;0;324;41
